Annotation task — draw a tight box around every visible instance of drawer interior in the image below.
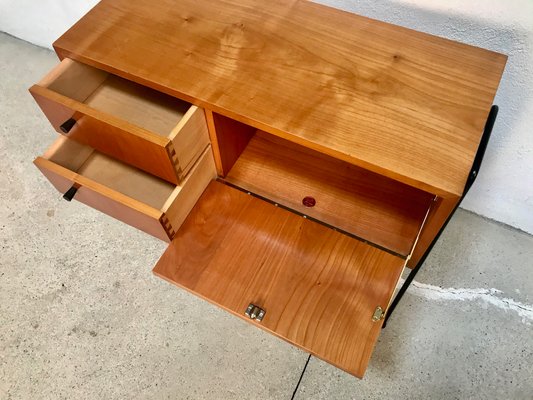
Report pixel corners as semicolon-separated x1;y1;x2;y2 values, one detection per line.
215;120;435;257
154;180;406;378
43;136;176;209
40;59;193;137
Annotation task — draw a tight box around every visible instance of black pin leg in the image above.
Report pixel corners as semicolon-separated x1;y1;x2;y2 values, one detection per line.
382;105;499;328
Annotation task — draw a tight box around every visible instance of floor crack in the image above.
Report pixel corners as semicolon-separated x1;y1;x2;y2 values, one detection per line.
404;279;533;325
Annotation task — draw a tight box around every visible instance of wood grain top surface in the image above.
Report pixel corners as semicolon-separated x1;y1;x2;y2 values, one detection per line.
54;0;507;196
153;181;405;377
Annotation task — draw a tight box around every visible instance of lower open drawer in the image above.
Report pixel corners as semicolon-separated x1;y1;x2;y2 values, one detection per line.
153;181;406;378
34;136;216;241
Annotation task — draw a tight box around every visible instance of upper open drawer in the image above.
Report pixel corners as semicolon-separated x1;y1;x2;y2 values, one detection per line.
154;181;407;378
30;58;210;184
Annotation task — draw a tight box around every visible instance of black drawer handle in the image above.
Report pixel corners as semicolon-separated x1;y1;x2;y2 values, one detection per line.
59;118;77;134
63;185;78;202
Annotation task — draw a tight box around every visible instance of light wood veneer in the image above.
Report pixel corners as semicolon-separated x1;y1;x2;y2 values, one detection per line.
29;0;507;379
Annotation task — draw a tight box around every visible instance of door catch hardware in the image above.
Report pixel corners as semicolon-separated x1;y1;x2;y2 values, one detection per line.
245;303;265;322
372;306;385;322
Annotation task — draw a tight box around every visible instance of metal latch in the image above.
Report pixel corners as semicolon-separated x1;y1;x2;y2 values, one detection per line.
245;303;265;322
372;306;385;322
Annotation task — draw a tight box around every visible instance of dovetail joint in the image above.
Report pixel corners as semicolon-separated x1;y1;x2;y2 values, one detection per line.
166;143;184;180
166;143;179;165
160;214;176;239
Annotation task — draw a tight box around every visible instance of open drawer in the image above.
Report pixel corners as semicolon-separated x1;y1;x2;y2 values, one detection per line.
154;181;408;378
34;136;216;241
30;58;210;184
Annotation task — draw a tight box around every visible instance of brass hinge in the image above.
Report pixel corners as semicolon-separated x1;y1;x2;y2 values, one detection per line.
245;303;266;322
372;306;386;322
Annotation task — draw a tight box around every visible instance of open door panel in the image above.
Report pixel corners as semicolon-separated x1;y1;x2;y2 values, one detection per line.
153;181;406;378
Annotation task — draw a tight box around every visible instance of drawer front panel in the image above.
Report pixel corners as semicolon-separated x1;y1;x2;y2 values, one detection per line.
34;157;170;241
153;181;405;378
31;85;180;184
168;106;211;179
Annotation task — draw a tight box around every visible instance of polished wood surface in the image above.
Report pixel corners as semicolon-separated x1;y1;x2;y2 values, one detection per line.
31;58;211;183
31;83;180;184
203;109;224;176
36;136;216;241
29;0;508;379
54;0;506;197
225;132;434;256
38;58;190;135
153;181;405;378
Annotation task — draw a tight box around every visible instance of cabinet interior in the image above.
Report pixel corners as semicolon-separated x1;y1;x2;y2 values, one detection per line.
214;114;435;257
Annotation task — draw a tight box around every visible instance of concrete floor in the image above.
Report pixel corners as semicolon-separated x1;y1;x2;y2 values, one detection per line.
0;33;532;399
